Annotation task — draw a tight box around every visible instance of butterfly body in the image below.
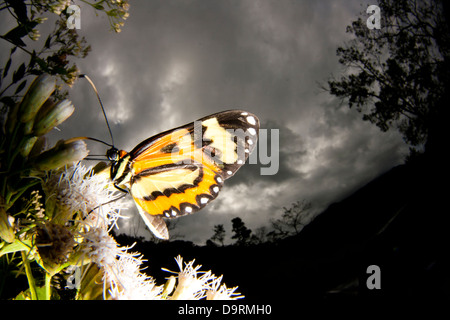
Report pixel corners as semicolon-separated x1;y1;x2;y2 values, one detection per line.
108;110;259;240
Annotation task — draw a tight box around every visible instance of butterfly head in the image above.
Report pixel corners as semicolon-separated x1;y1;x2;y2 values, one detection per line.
107;147;120;162
107;146;132;188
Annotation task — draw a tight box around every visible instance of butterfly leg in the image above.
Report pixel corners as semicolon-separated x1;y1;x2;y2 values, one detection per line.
114;183;129;194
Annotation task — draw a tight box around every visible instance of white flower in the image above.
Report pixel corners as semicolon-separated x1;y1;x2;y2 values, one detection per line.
163;255;242;300
167;256;213;300
206;275;244;300
29;29;40;41
107;254;163;300
48;0;71;15
30;190;45;218
79;225;162;300
82;227;122;267
38;162;242;301
42;162;126;228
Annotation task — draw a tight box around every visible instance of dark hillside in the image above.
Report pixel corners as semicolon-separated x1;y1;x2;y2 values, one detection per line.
116;154;449;301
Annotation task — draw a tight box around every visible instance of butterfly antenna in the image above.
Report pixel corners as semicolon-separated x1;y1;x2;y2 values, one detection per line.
79;74;115;147
65;136;113;147
86;192;128;216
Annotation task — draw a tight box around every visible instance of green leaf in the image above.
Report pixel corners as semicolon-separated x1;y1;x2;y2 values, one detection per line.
3;25;28;47
93;3;105;10
34;56;48;70
0;96;16;108
12;63;26;83
14;79;27;95
14;286;60;300
3;57;12;79
3;21;39;47
0;238;32;256
5;0;29;24
44;35;52;49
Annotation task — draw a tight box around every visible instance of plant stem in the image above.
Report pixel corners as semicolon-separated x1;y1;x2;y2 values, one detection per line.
45;272;52;300
21;250;38;300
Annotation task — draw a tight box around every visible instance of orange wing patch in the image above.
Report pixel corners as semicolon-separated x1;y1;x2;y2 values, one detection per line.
129;124;226;220
131;163;221;218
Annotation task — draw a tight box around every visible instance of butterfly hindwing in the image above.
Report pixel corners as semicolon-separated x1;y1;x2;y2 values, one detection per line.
134;205;170;240
112;110;259;239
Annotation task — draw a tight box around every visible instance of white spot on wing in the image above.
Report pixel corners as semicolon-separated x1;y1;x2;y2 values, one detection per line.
227;170;233;175
246;116;256;125
248;139;253;145
213;186;219;193
185;206;192;213
217;176;223;183
241;112;248;116
200;197;209;204
248;128;257;136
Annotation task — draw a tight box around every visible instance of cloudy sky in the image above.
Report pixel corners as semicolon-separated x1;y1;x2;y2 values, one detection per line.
2;0;408;244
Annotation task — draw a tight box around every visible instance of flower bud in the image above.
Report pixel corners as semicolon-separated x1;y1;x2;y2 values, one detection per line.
33;99;74;136
6;102;20;134
0;206;15;243
19;74;56;124
19;136;39;158
34;140;89;171
28;136;47;159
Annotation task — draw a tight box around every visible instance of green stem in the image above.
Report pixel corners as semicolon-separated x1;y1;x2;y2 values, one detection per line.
5;179;40;210
45;272;52;300
1;119;21;199
21;250;38;300
80;0;107;10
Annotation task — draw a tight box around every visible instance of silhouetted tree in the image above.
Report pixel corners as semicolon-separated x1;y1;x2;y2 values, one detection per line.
231;217;252;246
205;239;218;247
250;226;268;244
209;224;226;246
270;200;313;239
326;0;450;154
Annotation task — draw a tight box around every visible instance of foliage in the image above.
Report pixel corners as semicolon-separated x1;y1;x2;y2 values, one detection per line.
1;3;244;300
0;0;130;120
231;217;252;246
209;224;226;246
269;200;314;239
326;0;450;150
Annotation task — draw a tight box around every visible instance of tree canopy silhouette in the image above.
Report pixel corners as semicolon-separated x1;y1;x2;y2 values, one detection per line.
270;200;313;239
326;0;450;153
209;224;226;246
231;217;252;246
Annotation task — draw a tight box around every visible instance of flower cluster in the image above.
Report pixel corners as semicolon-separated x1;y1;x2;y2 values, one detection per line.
106;0;131;33
0;74;243;300
166;256;244;300
34;0;72;15
29;0;130;33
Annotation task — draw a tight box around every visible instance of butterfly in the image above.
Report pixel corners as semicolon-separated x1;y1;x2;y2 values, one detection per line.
105;110;259;240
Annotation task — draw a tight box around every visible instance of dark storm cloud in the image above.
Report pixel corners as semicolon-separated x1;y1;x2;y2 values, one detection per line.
227;118;307;187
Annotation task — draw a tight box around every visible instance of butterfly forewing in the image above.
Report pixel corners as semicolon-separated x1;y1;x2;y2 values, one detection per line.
112;110;259;239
